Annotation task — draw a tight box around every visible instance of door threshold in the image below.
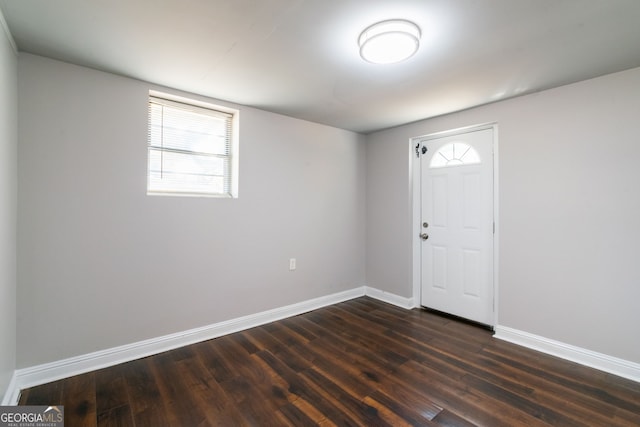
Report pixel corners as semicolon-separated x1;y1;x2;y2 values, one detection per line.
420;306;494;332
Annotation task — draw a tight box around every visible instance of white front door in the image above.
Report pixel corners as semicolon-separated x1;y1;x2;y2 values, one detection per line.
419;128;494;325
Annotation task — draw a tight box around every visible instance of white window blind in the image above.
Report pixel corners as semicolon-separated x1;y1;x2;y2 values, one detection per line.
147;95;234;197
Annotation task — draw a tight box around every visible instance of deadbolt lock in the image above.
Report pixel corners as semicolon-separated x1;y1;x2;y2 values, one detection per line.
423;222;429;228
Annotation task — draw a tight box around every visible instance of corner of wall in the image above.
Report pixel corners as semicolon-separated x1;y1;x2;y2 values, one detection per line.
365;286;416;309
0;6;18;55
1;372;18;405
0;2;18;406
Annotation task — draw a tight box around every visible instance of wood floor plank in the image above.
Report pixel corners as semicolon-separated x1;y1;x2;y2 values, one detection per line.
479;343;640;426
19;379;64;405
193;339;238;384
460;372;584;426
95;365;135;427
371;365;444;421
397;360;547;427
367;316;627;425
242;326;313;372
18;297;640;426
121;358;173;426
263;320;312;346
301;367;394;427
431;409;478;427
366;389;440;426
187;348;251;427
288;397;332;425
255;344;364;426
280;315;322;341
305;338;384;399
150;352;217;426
278;401;322;427
97;404;135;427
468;349;634;426
95;365;130;415
63;372;97;427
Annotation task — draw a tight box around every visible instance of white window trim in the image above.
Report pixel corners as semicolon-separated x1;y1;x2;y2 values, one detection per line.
147;90;239;198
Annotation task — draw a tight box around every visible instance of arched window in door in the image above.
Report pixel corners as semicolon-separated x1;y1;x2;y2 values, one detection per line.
430;142;481;168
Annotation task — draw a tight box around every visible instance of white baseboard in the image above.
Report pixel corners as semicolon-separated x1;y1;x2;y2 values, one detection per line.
494;325;640;383
1;371;19;406
365;286;415;309
12;291;638;405
7;286;432;403
11;286;367;400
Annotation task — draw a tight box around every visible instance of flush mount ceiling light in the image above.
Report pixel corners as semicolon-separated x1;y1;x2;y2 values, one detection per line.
358;19;421;64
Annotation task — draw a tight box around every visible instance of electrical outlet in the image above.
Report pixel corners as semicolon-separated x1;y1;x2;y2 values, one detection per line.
289;258;296;271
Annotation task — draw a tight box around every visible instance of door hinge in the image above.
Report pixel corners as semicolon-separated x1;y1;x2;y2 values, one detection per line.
493;222;495;234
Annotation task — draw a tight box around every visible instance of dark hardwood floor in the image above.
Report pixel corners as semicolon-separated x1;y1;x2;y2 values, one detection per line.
19;297;640;426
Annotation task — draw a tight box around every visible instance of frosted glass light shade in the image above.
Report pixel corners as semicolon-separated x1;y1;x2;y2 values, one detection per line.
358;19;421;64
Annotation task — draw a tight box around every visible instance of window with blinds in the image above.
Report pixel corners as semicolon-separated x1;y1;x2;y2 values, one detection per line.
147;95;236;197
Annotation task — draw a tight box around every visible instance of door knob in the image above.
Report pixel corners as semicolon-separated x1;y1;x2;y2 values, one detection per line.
420;233;429;241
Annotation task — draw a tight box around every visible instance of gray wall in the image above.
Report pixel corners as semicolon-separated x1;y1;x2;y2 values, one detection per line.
17;54;366;368
366;67;640;364
0;22;17;396
13;50;640;371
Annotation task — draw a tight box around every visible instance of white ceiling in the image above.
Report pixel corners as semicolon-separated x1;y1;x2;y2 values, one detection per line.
2;0;640;134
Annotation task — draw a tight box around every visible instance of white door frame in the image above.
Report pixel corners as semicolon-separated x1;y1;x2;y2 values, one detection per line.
410;122;500;327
